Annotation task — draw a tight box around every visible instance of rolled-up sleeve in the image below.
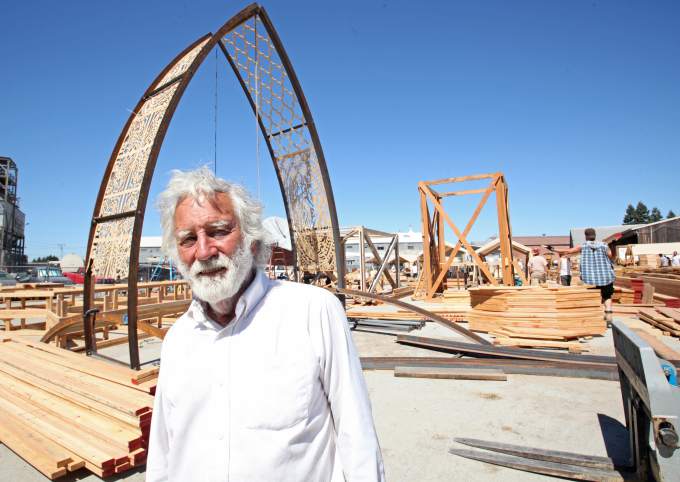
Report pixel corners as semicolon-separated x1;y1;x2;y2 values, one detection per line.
312;293;385;481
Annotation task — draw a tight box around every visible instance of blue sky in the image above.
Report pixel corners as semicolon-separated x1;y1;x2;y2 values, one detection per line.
1;0;678;260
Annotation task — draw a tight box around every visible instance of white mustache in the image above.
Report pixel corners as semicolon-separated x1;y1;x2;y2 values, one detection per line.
190;256;230;277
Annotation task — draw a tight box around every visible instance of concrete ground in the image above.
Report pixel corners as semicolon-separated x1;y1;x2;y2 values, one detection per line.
2;312;666;482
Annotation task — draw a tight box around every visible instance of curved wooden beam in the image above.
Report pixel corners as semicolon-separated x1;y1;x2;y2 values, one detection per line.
337;288;491;345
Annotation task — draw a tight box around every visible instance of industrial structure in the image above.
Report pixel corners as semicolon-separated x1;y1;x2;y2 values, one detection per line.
0;157;26;269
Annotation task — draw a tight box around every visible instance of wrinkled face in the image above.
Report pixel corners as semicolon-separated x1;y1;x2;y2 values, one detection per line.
173;193;254;303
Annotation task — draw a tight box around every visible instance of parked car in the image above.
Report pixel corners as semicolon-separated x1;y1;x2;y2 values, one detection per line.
62;267;117;285
0;271;17;287
16;266;75;285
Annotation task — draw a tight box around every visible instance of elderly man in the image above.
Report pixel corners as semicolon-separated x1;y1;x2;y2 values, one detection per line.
146;167;384;481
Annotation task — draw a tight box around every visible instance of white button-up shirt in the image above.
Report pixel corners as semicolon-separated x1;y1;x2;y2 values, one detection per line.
146;271;384;482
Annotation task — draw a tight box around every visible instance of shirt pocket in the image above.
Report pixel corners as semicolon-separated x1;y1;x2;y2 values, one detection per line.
238;355;315;430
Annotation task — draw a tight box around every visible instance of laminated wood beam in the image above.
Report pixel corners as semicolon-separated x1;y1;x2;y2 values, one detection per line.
395;334;618;366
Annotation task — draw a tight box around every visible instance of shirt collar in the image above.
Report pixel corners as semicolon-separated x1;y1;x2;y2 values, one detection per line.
189;269;271;329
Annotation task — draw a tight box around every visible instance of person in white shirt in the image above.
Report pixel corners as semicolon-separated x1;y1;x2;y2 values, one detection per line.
659;253;671;267
672;251;680;267
146;167;385;482
559;256;572;286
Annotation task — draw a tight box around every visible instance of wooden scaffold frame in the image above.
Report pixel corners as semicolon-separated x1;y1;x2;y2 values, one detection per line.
341;226;401;294
416;172;517;299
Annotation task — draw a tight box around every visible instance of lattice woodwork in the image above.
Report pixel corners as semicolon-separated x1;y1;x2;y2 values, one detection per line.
221;14;337;273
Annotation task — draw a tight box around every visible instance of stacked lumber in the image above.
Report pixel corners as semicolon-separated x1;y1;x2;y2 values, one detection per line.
638;307;680;337
468;286;606;341
612;286;635;304
0;338;155;478
638;254;658;268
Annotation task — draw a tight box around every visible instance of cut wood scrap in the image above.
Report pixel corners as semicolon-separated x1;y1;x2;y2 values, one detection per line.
394;366;507;381
493;337;585;353
632;329;680;363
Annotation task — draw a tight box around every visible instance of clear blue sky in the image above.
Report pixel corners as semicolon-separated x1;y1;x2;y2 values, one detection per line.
1;0;678;260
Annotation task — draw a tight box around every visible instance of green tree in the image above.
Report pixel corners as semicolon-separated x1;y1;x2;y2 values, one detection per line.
649;207;662;222
32;255;59;263
634;201;650;224
669;210;677;219
623;204;636;224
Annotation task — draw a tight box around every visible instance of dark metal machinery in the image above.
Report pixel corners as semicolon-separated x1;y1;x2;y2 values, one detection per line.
448;319;680;481
83;3;344;369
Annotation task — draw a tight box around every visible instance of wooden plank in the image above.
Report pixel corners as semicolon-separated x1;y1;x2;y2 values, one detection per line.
0;389;116;470
632;329;680;363
394;366;507;381
0;347;153;416
0;370;142;454
0;413;78;478
448;447;625;481
1;340;149;393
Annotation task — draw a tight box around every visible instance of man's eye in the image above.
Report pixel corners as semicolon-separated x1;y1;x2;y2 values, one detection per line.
211;229;230;238
179;236;196;247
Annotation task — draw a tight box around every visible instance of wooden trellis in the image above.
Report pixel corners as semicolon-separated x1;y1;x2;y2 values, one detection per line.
416;172;515;299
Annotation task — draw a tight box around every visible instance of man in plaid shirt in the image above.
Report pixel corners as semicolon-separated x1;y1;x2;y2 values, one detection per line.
554;228;616;322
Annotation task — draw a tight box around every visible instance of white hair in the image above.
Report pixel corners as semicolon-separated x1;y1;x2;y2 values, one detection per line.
156;166;272;266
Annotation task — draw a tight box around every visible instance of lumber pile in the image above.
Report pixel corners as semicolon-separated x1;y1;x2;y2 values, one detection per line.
637;307;680;337
0;338;155;478
637;254;658;268
468;286;606;343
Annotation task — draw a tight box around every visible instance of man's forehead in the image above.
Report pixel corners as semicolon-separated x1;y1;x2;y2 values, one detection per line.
174;192;237;226
177;192;234;212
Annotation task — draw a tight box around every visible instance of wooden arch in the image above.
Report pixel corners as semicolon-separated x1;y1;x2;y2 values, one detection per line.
83;3;345;368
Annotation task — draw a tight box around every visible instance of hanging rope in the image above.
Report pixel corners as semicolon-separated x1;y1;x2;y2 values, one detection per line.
213;48;218;174
254;17;261;199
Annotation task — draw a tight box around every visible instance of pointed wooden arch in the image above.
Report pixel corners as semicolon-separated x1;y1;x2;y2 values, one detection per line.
83;3;344;368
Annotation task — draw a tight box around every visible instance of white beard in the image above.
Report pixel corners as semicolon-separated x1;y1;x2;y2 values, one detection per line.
178;245;254;305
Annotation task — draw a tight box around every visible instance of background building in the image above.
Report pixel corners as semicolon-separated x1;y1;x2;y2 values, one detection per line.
0;157;26;270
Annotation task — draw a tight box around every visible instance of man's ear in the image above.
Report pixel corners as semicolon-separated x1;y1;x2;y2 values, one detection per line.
250;240;258;255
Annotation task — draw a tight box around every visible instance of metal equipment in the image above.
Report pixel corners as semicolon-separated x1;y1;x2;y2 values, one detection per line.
448;319;680;481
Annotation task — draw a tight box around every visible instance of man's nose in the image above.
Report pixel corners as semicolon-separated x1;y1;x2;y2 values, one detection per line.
195;233;218;261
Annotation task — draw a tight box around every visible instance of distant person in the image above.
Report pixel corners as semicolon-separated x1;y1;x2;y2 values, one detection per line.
660;253;671;267
559;256;572;286
555;228;616;322
527;249;548;286
672;251;680;267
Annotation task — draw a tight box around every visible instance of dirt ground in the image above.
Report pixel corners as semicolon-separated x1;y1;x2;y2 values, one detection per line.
2;312;665;481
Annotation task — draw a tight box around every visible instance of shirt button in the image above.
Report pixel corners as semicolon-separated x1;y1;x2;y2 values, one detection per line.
217;432;224;440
